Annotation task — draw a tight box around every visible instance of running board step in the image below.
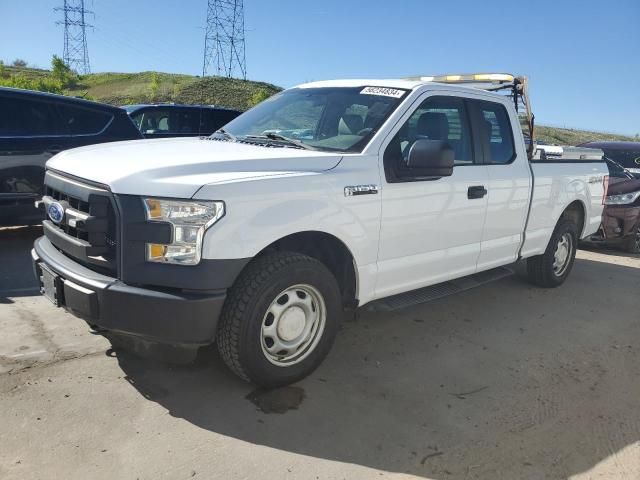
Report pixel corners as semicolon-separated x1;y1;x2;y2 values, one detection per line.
366;266;515;312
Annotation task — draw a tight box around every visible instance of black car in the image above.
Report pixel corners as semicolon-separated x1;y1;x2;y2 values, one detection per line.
0;87;143;226
578;141;640;176
123;104;242;139
578;142;640;252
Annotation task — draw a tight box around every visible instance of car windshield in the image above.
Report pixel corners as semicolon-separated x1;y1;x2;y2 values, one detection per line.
603;148;640;171
217;86;409;152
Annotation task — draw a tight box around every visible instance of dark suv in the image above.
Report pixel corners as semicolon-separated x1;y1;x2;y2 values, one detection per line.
580;142;640;253
0;87;143;226
123;104;241;139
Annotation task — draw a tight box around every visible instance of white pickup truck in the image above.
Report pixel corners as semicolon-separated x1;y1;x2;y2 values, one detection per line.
32;74;608;386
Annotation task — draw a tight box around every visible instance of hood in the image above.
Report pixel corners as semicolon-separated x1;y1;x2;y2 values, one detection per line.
607;176;640;196
46;137;343;198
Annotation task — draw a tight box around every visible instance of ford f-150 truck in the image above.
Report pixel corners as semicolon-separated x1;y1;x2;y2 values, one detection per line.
32;73;608;386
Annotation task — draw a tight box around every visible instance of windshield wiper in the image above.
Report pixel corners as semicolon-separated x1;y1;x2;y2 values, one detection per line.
605;156;634;179
242;133;318;151
212;128;237;142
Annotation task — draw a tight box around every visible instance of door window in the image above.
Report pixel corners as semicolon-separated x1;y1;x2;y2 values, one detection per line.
134;108;200;135
0;96;60;137
56;103;112;135
476;101;516;164
383;96;474;181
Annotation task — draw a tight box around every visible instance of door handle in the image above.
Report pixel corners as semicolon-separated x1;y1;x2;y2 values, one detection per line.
468;185;488;199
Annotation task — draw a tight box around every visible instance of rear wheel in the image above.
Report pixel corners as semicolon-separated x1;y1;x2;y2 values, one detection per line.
624;224;640;254
526;219;578;288
217;251;342;387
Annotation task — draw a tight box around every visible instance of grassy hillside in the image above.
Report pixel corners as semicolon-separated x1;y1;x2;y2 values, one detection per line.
534;125;636;146
2;66;281;111
65;71;281;110
2;65;638;144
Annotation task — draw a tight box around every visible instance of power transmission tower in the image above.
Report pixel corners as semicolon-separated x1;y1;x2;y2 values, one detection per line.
202;0;247;79
55;0;92;74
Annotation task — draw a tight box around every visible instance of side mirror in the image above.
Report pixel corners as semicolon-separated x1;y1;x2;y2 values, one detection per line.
406;139;454;177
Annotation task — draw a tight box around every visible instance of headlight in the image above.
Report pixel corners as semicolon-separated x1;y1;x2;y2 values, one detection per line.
605;190;640;205
143;198;225;265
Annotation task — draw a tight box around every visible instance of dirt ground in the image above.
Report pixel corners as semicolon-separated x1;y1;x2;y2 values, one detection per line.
1;225;639;480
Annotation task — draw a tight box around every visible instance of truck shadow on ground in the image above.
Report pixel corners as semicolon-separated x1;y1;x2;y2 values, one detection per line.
112;256;640;479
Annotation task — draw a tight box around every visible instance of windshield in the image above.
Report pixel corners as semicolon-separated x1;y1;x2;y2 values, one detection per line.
603;148;640;171
218;86;409;152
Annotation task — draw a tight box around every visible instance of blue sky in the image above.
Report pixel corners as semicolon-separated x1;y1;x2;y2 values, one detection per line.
1;0;638;135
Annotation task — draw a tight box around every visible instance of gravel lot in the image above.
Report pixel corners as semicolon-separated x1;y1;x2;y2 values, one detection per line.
1;225;639;480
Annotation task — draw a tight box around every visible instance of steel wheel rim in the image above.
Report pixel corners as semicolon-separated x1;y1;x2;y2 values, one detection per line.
552;233;573;276
260;284;326;367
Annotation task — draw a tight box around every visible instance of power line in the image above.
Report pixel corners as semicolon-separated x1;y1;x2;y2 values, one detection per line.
55;0;92;74
202;0;247;79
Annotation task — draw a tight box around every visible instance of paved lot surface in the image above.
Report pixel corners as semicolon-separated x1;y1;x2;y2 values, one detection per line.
1;226;639;480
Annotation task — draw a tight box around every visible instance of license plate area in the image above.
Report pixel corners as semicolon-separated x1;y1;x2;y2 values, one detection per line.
39;263;64;306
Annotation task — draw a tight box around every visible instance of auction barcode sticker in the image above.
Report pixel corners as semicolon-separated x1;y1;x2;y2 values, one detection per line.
360;86;406;98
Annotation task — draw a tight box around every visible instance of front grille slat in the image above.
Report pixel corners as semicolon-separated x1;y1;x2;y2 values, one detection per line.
44;178;118;276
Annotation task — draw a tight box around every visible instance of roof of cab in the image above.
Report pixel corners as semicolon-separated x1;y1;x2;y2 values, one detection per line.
294;78;494;96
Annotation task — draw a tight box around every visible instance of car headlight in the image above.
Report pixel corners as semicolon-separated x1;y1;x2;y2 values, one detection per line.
143;198;225;265
605;190;640;205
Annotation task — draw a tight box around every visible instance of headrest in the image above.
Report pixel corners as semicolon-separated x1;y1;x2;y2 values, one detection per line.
416;112;449;140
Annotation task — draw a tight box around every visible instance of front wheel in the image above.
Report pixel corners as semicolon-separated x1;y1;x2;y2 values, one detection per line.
624;224;640;254
217;252;342;387
526;219;579;288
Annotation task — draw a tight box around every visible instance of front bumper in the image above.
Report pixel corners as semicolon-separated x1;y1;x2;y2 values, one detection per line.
32;236;226;346
585;205;640;244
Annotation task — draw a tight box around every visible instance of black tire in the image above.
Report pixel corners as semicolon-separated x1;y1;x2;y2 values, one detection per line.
217;251;342;387
526;218;579;288
624;224;640;254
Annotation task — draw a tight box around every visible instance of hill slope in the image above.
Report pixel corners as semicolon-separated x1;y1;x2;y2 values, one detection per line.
66;71;281;110
2;66;638;145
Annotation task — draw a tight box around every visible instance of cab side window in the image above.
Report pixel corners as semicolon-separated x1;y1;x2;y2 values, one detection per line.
476;101;515;164
383;96;474;182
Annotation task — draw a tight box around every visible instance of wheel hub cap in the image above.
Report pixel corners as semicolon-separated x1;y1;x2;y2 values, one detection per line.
260;284;327;367
552;233;573;276
277;306;306;341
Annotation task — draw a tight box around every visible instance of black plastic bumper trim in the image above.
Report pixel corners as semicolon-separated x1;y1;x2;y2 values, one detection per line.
33;236;227;346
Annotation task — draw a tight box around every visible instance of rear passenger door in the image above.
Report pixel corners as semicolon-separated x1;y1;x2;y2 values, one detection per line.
469;98;531;270
375;94;489;299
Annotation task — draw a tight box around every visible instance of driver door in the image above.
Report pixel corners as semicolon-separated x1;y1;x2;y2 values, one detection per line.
375;94;489;299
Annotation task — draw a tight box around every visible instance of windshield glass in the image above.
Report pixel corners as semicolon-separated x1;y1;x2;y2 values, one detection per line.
219;86;409;152
603;148;640;171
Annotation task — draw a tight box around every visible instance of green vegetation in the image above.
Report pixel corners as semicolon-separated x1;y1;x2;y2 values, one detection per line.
0;56;78;94
1;59;637;144
0;59;281;110
534;125;636;146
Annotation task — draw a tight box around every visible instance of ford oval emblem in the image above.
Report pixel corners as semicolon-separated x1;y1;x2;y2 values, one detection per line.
47;202;65;224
